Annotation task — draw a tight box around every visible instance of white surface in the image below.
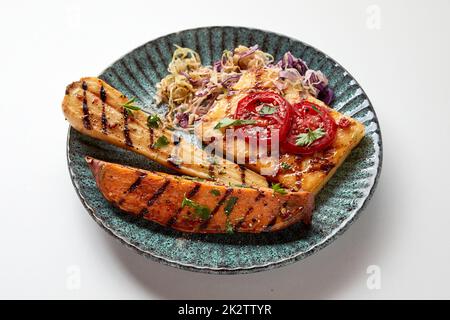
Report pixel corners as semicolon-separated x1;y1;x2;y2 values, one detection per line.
0;0;449;299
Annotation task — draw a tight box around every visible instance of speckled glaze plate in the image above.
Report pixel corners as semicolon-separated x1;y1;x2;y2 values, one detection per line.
67;26;382;274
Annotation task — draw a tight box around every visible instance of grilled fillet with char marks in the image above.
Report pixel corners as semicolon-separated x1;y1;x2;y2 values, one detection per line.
195;69;365;194
86;157;314;233
62;77;269;188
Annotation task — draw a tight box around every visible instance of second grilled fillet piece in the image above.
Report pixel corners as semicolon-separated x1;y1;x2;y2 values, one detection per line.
62;77;268;188
86;157;314;233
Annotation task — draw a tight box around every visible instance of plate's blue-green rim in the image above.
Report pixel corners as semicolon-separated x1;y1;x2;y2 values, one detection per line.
66;26;383;274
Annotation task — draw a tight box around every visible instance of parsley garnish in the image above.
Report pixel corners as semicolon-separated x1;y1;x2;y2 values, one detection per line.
181;197;211;220
258;105;277;115
295;128;326;147
152;135;169;148
122;97;140;115
271;183;288;195
280;162;292;170
210;189;221;196
214;117;256;129
224;196;238;216
225;220;234;233
147;114;162;128
310;105;322;115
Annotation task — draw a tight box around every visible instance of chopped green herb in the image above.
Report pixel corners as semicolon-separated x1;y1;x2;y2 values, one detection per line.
310;105;323;115
225;220;234;234
224;196;238;216
152;135;169;148
147;114;162;128
280;162;292;170
272;183;288;195
258;105;277;115
181;197;211;220
210;189;221;196
122;97;140;115
214;117;256;129
295;128;326;147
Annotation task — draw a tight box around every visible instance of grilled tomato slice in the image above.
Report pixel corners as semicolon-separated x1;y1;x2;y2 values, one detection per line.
234;92;292;145
282;101;337;155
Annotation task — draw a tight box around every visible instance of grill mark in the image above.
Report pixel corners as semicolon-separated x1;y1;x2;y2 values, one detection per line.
143;46;164;79
238;164;246;184
123;108;133;147
100;85;108;134
255;190;265;202
147;179;170;207
126;172;147;193
235;207;253;230
200;188;233;229
166;182;201;227
149;127;154;148
208;164;215;179
100;85;107;102
235;191;265;231
81;81;92;130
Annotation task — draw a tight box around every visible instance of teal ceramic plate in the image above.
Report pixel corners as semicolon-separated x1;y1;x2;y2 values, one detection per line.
67;26;382;274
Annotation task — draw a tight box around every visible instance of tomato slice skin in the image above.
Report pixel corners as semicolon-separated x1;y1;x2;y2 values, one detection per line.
282;101;337;155
233;92;292;146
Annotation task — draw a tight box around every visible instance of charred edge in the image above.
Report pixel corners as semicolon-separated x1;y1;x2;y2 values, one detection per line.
81;81;92;130
126;172;147;193
138;207;148;218
147;179;170;207
123;109;133;147
166;183;201;227
264;215;278;232
238;164;246;184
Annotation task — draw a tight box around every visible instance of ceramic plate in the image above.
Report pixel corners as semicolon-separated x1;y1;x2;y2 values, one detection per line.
67;26;382;274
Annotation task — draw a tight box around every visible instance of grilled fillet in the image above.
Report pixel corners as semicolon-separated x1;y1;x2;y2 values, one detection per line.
62;77;268;188
196;87;365;194
86;157;314;233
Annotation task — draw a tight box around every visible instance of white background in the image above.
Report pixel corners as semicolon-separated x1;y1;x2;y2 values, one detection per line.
0;0;449;299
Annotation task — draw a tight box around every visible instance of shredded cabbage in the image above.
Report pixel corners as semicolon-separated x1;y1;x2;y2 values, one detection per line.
155;45;333;128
